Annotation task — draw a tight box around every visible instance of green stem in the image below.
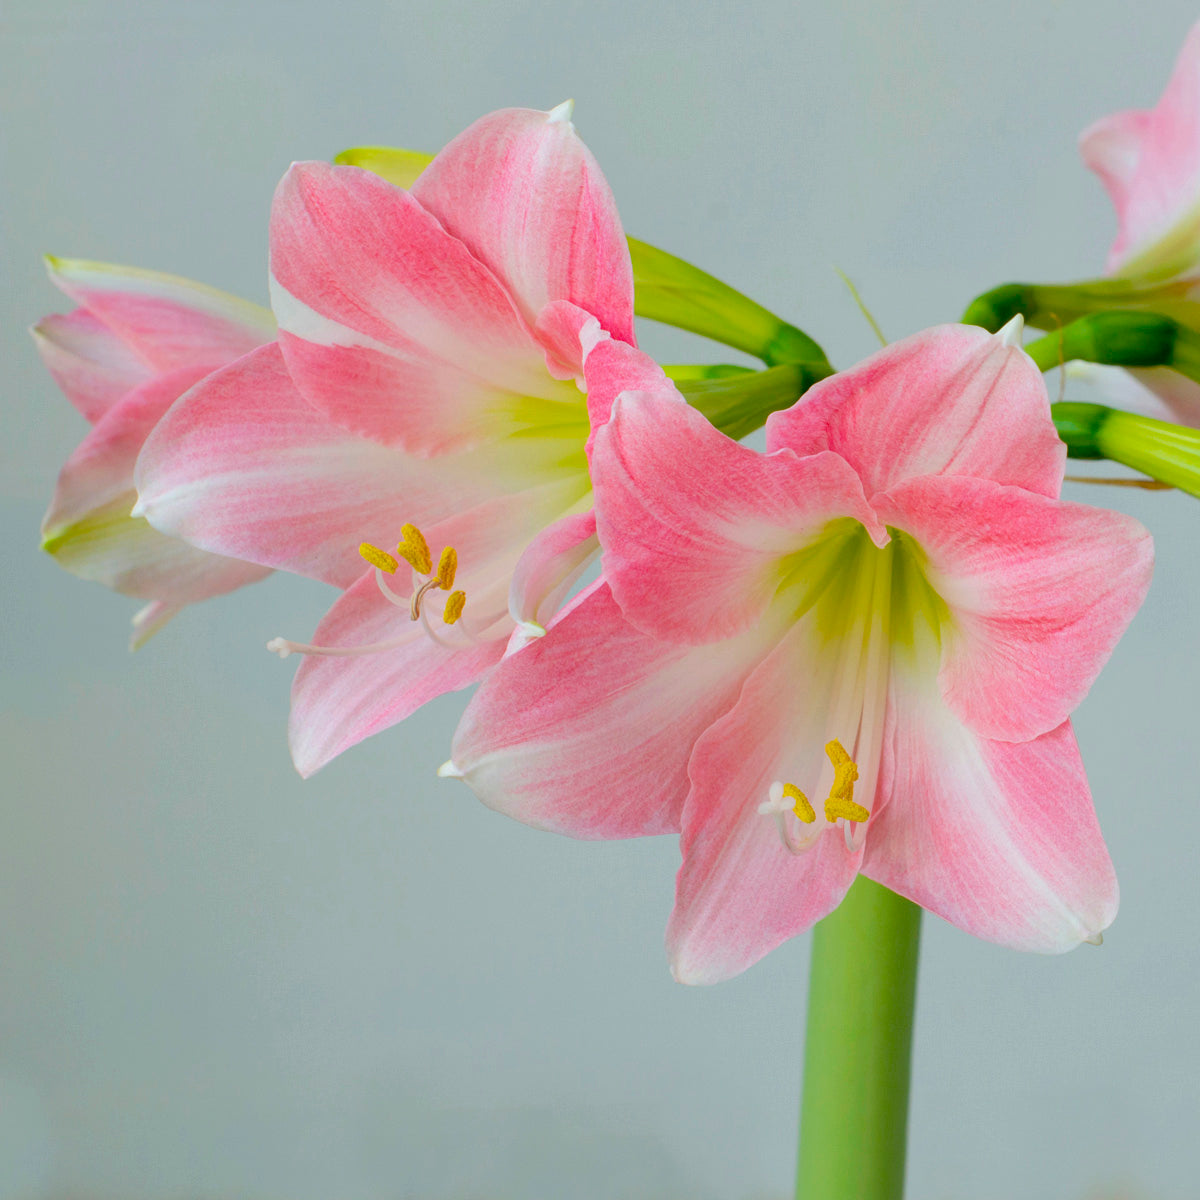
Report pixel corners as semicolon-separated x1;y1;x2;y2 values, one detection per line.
796;876;922;1200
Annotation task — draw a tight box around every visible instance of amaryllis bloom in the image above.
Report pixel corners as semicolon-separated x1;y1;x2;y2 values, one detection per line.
1078;21;1200;423
36;257;275;646
448;321;1153;984
136;103;650;774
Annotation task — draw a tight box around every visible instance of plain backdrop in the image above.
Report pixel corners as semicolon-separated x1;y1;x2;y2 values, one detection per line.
2;2;1199;1197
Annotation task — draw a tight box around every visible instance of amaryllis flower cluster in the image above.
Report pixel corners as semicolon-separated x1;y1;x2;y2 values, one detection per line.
35;100;1158;983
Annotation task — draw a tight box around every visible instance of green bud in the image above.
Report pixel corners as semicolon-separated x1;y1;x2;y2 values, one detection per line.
962;284;1031;333
1026;312;1180;373
1096;409;1200;498
628;238;828;368
663;363;754;383
1051;402;1200;495
678;361;833;441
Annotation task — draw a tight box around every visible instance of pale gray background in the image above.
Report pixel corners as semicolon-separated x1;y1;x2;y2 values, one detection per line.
2;1;1198;1197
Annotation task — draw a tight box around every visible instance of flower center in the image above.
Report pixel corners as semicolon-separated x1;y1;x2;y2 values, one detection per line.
266;522;471;660
756;519;952;855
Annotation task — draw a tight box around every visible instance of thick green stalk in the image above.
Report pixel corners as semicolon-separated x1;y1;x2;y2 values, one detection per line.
796;876;922;1200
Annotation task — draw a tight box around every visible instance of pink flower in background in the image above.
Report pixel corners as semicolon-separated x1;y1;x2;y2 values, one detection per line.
1079;21;1200;424
36;258;275;647
449;321;1153;983
136;103;652;775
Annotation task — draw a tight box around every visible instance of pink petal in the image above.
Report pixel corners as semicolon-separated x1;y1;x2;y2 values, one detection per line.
591;389;883;644
287;568;505;777
667;620;863;985
48;365;212;533
32;309;150;423
41;362;270;617
507;509;598;628
767;324;1066;500
270;161;578;455
136;343;555;589
1070;361;1200;427
44;257;275;373
876;476;1153;743
411;105;635;346
449;582;774;840
1080;23;1200;273
863;676;1117;952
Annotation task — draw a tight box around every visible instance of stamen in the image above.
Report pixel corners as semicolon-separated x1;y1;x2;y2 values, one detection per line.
398;523;432;574
410;578;441;621
783;781;816;824
266;634;411;659
823;738;868;824
359;542;399;574
436;546;458;591
444;590;466;624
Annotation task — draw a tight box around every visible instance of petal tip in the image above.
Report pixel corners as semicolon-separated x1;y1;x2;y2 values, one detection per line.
436;759;464;779
996;312;1025;348
547;98;575;124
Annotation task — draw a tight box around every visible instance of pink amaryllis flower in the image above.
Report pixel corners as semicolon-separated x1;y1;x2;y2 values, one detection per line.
136;102;651;774
448;320;1154;984
36;257;275;646
1077;21;1200;423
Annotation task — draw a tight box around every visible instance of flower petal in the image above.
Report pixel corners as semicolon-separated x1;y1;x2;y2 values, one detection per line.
136;343;558;589
507;509;598;629
1067;360;1200;427
44;257;275;373
269;160;578;455
450;582;773;840
766;324;1066;499
287;568;505;777
1080;23;1200;274
863;675;1117;952
876;475;1153;743
31;309;150;423
667;619;864;985
411;105;635;345
592;389;882;643
41;361;270;621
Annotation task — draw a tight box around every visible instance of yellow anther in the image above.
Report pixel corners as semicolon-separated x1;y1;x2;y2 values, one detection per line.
825;738;852;767
825;794;870;824
359;542;399;574
398;523;432;574
444;590;466;625
783;782;816;824
436;546;458;590
822;738;867;824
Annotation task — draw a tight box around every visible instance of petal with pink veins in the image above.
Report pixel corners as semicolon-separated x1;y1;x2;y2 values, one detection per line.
31;309;150;423
269;161;581;455
767;324;1066;500
592;389;883;644
411;104;635;346
863;673;1117;952
286;567;506;777
136;343;581;589
507;509;598;630
44;257;275;373
668;618;867;985
450;582;780;840
1080;23;1200;275
876;475;1153;743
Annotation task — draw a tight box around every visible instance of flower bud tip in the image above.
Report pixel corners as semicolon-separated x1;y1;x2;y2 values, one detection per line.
437;760;463;779
547;99;575;124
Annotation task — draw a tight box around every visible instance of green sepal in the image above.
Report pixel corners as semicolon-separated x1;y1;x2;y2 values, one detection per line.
333;146;435;188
